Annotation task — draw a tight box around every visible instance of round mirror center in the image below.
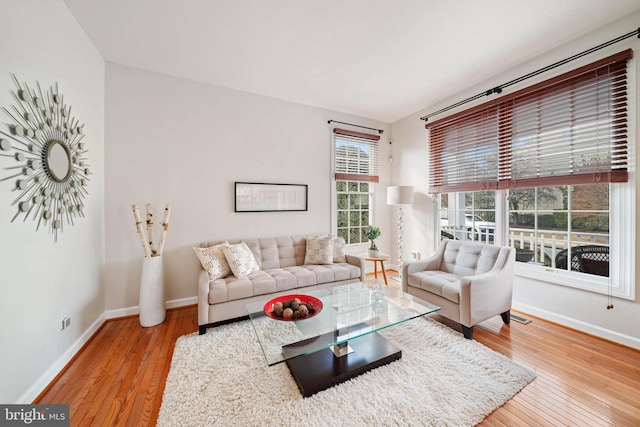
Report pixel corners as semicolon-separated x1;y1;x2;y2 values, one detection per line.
46;140;71;182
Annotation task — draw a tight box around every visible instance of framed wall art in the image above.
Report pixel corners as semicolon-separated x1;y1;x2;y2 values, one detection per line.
234;182;308;212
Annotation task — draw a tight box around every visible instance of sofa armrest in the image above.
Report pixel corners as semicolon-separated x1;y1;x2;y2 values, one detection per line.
346;254;365;281
458;247;515;326
402;242;447;292
198;268;211;327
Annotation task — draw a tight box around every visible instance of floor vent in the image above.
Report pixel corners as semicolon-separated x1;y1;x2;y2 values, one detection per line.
511;314;532;324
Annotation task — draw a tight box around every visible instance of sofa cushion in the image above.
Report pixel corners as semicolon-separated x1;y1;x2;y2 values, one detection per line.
192;244;231;279
257;236;305;270
407;271;461;304
283;265;318;287
223;242;260;278
265;268;299;291
304;235;334;265
208;262;361;304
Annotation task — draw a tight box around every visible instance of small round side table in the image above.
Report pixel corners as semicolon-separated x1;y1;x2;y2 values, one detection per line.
362;253;390;285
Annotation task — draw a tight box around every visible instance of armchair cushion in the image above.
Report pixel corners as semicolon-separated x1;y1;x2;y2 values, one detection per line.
408;271;461;303
441;243;503;276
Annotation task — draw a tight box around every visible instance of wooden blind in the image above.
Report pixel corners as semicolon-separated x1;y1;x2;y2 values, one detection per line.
427;49;631;193
333;128;380;183
428;107;499;193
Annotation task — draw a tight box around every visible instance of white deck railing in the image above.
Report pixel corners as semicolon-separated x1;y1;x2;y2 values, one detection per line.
442;226;609;267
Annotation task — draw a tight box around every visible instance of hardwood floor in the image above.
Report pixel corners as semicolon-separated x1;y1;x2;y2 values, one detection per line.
36;274;640;426
35;307;198;426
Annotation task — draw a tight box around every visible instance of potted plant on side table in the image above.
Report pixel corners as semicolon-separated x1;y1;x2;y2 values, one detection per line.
364;225;382;257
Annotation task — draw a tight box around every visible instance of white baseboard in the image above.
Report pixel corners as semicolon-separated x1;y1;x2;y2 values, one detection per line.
166;296;197;309
105;296;198;319
22;296;197;403
512;302;640;350
19;312;106;403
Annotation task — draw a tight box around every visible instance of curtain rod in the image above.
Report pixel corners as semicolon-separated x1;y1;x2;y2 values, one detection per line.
420;26;639;122
328;119;384;134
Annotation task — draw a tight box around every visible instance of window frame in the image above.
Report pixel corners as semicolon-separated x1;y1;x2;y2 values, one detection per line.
335;180;374;245
438;184;635;300
331;128;380;246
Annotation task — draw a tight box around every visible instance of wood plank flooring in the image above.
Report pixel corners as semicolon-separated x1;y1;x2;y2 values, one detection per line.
36;275;640;426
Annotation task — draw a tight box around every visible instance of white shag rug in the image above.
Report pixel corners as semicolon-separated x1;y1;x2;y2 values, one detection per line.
158;317;535;427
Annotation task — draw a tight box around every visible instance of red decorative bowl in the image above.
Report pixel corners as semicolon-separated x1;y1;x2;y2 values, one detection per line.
263;294;323;321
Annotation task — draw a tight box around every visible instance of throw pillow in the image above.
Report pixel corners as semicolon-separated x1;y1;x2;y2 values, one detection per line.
304;235;334;265
222;242;260;278
332;236;347;263
193;244;232;280
306;233;347;263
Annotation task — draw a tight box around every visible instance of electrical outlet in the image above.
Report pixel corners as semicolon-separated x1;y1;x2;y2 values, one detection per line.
61;311;70;330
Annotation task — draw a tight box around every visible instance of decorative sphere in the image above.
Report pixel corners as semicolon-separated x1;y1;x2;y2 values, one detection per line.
298;305;309;317
282;308;293;319
273;302;284;317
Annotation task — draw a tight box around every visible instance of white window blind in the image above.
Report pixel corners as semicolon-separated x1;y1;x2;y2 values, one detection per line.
333;128;380;183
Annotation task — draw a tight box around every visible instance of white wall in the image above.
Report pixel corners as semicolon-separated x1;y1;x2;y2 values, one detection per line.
0;0;105;403
104;64;392;313
391;12;640;348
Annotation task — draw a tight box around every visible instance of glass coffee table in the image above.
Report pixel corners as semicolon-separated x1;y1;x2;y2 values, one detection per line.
246;282;440;397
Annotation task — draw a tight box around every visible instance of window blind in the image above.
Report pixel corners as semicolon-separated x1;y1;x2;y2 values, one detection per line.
428;107;499;193
333;128;380;183
427;49;631;193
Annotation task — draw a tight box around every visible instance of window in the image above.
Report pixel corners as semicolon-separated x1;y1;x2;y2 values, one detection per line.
440;191;495;243
332;128;379;244
336;181;372;244
438;185;635;299
508;185;609;269
431;50;634;299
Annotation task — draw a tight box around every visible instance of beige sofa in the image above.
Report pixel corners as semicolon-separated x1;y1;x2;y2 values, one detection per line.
402;239;515;339
197;235;364;334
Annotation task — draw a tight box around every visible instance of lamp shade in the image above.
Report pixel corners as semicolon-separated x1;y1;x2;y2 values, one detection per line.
387;186;414;205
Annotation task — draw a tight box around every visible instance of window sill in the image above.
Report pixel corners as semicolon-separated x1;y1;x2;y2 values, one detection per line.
514;262;634;301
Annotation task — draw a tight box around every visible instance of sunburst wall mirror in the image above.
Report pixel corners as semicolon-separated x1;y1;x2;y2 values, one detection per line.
0;75;89;241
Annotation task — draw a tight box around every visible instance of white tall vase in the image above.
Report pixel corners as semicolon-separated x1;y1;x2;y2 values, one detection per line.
139;255;166;327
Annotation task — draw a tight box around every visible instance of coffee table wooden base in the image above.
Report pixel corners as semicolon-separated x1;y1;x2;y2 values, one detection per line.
284;332;401;397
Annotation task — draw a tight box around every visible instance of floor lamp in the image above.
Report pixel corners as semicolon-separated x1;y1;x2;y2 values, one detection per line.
387;186;414;281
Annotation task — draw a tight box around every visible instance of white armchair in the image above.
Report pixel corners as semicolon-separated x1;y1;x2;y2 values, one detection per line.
402;240;515;339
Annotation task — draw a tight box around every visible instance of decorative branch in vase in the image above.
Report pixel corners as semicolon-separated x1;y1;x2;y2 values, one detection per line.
364;225;381;257
131;203;172;327
131;204;172;257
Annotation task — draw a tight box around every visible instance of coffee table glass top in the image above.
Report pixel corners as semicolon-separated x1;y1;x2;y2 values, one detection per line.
246;282;440;366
